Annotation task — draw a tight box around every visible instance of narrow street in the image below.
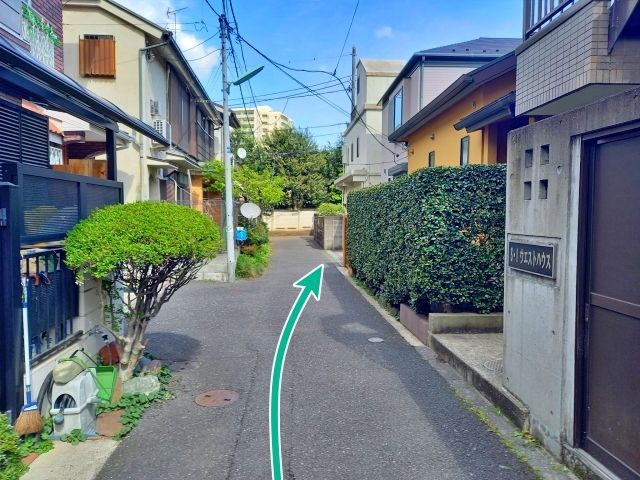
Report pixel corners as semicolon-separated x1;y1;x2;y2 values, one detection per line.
96;237;533;480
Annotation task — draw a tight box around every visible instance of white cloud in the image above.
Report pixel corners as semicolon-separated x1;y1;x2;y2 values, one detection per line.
374;26;394;39
116;0;219;79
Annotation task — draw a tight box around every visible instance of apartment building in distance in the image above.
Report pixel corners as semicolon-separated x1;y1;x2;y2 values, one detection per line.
334;58;404;201
233;105;293;141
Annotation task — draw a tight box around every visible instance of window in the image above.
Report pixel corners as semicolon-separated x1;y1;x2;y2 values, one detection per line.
460;136;469;166
356;137;359;158
393;88;403;130
350;143;354;162
79;34;116;77
428;151;435;168
356;74;360;95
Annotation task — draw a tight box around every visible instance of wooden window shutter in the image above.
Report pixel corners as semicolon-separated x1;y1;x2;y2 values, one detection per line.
79;35;116;77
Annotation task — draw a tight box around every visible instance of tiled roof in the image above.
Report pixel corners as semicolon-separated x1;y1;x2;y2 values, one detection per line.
418;38;521;57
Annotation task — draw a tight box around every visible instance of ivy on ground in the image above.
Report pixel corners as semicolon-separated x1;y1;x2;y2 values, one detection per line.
346;165;506;313
96;366;174;440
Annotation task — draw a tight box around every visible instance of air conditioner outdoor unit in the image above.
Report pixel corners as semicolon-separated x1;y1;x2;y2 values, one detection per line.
151;119;169;148
150;100;160;116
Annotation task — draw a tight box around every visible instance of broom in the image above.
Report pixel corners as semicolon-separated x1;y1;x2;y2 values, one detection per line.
14;276;44;436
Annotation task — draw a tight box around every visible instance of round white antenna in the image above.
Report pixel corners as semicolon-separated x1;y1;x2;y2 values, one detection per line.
240;202;261;219
237;147;247;160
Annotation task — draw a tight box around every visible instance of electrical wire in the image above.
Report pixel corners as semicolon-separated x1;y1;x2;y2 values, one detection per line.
222;76;349;103
226;88;346;107
227;0;263;126
187;48;220;62
181;31;219;52
333;0;359;75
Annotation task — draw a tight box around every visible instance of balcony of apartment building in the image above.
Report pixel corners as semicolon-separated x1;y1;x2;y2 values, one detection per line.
517;0;640;116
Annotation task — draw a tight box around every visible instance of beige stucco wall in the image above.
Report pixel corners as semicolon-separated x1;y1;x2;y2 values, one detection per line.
63;5;171;203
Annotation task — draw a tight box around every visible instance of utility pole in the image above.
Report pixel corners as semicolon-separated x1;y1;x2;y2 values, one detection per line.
351;45;357;116
219;12;236;282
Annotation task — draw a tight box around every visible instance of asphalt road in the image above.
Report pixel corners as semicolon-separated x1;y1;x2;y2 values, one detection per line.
96;236;533;480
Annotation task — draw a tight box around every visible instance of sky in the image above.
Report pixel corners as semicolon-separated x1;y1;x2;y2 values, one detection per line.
116;0;523;147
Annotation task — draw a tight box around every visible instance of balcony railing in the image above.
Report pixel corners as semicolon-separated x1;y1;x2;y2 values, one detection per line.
524;0;581;39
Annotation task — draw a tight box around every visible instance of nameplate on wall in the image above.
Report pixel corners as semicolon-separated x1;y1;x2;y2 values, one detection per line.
508;241;555;279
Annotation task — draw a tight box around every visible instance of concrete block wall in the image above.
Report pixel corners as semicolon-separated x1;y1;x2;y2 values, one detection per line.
516;0;640;115
505;86;640;458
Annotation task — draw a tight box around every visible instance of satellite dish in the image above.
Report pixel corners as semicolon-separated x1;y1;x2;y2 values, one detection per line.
240;202;261;219
237;147;247;159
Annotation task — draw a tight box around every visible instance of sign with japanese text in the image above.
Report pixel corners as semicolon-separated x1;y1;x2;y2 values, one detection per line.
508;241;555;279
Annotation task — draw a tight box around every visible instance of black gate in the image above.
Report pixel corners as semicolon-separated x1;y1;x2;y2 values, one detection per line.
580;129;640;479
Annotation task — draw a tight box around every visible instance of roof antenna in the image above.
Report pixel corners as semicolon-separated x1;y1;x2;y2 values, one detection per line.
167;6;188;40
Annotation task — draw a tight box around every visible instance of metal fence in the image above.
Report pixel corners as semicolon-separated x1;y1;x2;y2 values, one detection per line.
21;248;78;359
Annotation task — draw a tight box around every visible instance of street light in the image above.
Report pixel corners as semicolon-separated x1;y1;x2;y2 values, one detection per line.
219;13;262;282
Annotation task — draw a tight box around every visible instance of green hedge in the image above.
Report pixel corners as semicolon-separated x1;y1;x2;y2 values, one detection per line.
346;165;506;313
317;203;344;217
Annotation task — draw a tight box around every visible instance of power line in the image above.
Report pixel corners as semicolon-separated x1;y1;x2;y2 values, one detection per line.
333;0;359;75
181;31;219;52
225;15;257;142
227;0;262;130
222;76;349;103
300;122;348;129
226;88;346;107
203;0;221;17
187;48;220;62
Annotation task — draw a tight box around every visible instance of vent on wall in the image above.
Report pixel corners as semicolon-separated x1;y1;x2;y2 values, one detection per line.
151;120;170;147
150;100;160;116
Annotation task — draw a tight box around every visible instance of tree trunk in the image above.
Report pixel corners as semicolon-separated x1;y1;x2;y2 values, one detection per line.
116;327;146;382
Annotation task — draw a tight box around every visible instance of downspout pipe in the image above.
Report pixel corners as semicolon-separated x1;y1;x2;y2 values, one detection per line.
138;41;169;201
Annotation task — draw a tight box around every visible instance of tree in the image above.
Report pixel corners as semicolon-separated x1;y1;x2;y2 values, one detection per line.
64;202;221;380
232;127;343;209
202;160;286;213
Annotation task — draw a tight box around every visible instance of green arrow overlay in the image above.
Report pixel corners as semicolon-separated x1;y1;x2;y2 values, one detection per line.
269;264;324;480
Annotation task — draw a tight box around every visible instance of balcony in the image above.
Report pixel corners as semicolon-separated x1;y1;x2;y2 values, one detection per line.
524;0;581;39
516;0;640;116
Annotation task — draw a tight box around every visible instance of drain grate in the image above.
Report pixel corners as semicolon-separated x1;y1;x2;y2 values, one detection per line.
195;390;239;407
482;359;504;373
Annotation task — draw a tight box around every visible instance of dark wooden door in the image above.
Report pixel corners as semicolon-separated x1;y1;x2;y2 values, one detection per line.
582;132;640;480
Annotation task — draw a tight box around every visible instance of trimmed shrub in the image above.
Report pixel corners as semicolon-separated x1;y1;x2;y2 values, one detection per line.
65;201;221;379
236;244;271;278
346;165;506;313
317;203;344;217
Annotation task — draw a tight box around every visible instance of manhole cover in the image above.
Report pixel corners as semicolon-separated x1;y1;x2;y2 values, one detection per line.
195;390;239;407
483;359;504;373
368;337;384;343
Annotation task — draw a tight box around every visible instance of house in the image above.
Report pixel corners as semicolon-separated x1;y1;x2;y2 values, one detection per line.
388;51;528;171
62;0;239;209
334;58;404;201
379;38;520;178
233;105;293;141
0;0;168;419
504;1;640;478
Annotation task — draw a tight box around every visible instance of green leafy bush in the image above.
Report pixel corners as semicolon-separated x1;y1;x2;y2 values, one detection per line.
240;219;269;246
317;203;344;217
65;202;221;380
236;244;272;278
0;413;26;480
346;165;506;313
